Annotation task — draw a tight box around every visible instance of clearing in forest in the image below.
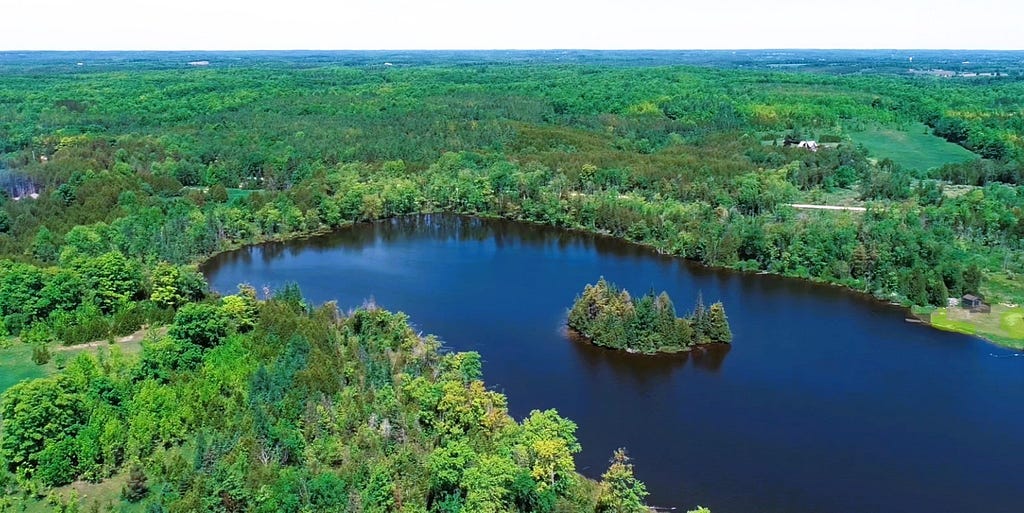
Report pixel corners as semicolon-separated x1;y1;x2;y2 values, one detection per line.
928;304;1024;349
0;327;159;393
849;122;978;171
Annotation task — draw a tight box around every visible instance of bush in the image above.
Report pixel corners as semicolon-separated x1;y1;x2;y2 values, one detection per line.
111;304;147;337
37;438;78;486
31;344;51;366
122;464;149;502
21;323;53;346
168;303;229;348
52;305;110;345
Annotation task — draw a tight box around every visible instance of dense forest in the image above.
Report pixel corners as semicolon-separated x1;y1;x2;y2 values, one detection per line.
1;287;667;512
568;279;731;353
2;51;1024;511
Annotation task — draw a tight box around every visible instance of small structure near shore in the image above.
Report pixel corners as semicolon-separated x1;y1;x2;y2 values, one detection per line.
961;294;990;313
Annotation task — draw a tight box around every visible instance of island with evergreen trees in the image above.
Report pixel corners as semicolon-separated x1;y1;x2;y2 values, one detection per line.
567;278;732;354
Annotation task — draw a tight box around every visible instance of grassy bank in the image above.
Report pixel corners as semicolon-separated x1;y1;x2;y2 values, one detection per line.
926;304;1024;349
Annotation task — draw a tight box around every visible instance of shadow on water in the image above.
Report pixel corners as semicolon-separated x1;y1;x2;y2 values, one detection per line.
202;214;1024;513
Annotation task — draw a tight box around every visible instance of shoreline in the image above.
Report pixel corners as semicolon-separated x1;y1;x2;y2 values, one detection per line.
195;211;1022;350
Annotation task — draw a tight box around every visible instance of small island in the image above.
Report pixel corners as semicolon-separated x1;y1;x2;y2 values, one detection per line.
568;278;732;354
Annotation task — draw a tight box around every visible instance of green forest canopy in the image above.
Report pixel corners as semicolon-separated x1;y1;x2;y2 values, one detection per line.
2;51;1024;510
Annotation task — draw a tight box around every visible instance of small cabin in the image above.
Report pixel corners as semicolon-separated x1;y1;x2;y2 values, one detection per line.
797;140;819;152
782;139;819;152
961;294;982;309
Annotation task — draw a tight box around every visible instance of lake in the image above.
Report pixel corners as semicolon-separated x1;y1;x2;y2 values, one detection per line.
203;215;1024;513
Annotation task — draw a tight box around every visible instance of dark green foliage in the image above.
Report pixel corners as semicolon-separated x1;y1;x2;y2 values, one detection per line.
207;184;228;203
568;278;732;353
37;437;78;486
122;463;149;502
30;344;50;366
168;303;229;348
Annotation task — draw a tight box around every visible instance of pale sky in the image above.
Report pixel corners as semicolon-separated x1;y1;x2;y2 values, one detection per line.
2;0;1022;51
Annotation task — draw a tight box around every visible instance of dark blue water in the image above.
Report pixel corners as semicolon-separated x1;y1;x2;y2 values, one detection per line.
202;215;1024;513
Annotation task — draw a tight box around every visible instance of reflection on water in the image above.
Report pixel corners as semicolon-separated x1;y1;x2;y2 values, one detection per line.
203;215;1024;513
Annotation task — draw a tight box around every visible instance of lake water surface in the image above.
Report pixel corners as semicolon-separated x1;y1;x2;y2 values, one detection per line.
203;215;1024;513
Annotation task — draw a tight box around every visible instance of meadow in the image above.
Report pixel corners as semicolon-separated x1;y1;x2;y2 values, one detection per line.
848;122;979;171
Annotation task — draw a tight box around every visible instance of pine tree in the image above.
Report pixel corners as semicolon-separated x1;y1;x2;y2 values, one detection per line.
597;448;648;513
851;243;872;279
691;292;709;343
706;302;733;343
122;463;149;502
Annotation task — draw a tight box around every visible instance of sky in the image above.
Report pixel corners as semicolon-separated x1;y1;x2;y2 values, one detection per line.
2;0;1022;51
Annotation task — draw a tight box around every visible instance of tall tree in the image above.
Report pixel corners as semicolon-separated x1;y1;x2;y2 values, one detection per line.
597;449;648;513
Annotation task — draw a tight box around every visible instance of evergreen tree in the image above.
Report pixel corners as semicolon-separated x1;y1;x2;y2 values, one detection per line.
928;276;950;306
31;344;51;366
963;264;983;296
907;268;930;306
569;280;731;352
691;292;709;343
597;449;648;513
122;463;149;502
706;302;733;343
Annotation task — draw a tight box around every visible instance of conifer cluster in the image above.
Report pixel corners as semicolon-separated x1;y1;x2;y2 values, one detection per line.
568;278;732;354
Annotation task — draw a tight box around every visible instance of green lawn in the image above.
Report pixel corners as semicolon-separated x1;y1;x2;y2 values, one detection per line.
0;342;50;393
980;272;1024;305
15;470;153;513
227;188;257;201
928;309;977;335
999;310;1024;338
1;329;151;394
929;304;1024;349
848;122;979;171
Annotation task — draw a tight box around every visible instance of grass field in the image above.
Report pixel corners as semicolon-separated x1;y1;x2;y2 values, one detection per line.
0;327;155;394
980;272;1024;305
11;471;155;513
227;188;257;202
0;342;50;392
848;122;979;171
929;304;1024;349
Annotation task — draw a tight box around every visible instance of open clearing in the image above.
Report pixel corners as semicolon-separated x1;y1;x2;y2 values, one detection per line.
0;327;159;393
0;343;48;392
929;304;1024;349
849;122;978;171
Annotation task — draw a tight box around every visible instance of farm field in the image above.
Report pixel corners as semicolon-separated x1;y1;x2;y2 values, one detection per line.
849;122;979;171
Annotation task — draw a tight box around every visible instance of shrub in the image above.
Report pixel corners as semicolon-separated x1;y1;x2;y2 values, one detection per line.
31;345;51;366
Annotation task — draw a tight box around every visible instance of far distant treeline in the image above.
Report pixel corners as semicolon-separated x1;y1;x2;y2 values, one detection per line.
568;278;732;354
